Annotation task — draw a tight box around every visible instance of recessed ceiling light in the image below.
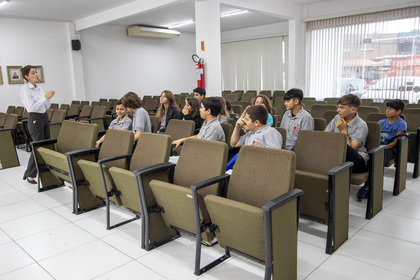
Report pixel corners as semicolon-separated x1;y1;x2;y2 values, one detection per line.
168;20;194;29
220;10;248;18
0;1;9;8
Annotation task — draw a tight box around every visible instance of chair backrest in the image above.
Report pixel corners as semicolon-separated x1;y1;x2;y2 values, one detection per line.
56;120;98;153
272;114;279;127
79;105;93;118
310;104;338;119
221;90;231;97
130;133;172;171
294;130;347;174
323;110;337;125
361;98;374;105
302;97;316;103
366;113;386;123
149;115;159;133
0;112;7;127
241;91;257;102
99;101;111;111
403;108;420;132
46;109;54;121
233;101;251;113
357;106;380;121
90;106;106;119
98;129;134;169
67;104;80;116
22;109;29;119
369;102;387;113
304;100;327;111
91;101;100;107
232;105;242;115
313;118;327;131
99;98;107;103
225;93;240;102
164;119;194;141
259;90;272;99
324;97;339;104
71;100;80;105
405;104;420;109
365;121;381;151
220;123;233;145
143;99;159;111
6;106;15;114
59;104;69;114
50;109;66;123
173;138;227;195
3;114;18;129
80;101;89;109
274;127;287;149
14;106;24;117
50;103;59;110
227;146;296;208
272;90;285;100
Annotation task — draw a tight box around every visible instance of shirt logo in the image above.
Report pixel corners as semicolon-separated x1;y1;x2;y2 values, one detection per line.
293;124;299;132
252;138;258;146
348;134;352;140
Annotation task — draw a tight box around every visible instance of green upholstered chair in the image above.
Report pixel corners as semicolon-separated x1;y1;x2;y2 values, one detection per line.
310;104;338;119
302;97;316;103
149;116;159;133
137;139;227;254
6;106;15;114
350;122;386;219
220;123;233;146
87;106;107;131
369;102;387;113
99;98;107;103
361;98;374;105
75;105;93;121
225;92;241;102
65;104;81;119
80;100;90;108
77;129;134;223
403;108;420;178
272;90;285;100
274;127;287;149
324;97;339;104
203;146;302;279
232;105;242;115
14;106;24;120
259;90;272;99
31;121;100;214
143;99;159;114
233;101;251;114
303;100;327;111
357;106;380;121
0;114;20;169
164;119;195;141
49;109;66;139
71;100;80;105
0;112;7;128
293;130;353;254
46;109;54;121
241;91;257;102
221;90;231;97
59;104;69;114
313;117;327;131
323;110;337;125
49;103;59;110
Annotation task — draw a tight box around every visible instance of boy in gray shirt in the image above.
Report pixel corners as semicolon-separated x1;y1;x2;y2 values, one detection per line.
280;88;314;150
122;91;152;142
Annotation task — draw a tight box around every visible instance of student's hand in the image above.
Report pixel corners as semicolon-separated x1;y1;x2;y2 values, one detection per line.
336;118;347;132
239;106;250;119
235;117;245;128
172;139;182;148
95;141;100;148
44;90;55;99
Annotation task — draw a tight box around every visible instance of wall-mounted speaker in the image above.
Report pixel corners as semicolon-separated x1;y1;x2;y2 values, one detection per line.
71;39;81;51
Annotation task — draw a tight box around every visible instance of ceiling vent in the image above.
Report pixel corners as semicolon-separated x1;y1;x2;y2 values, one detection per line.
127;26;180;39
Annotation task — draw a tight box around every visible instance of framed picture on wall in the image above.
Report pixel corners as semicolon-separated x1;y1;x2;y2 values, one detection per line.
0;66;3;85
7;66;23;84
34;65;44;83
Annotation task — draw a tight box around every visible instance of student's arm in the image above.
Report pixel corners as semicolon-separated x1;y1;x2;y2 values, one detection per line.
134;130;142;142
387;131;405;149
95;134;106;148
335;118;359;149
301;114;315;131
230;118;245;148
172;135;198;148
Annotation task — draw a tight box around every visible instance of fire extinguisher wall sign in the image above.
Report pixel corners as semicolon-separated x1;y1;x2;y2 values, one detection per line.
193;54;205;88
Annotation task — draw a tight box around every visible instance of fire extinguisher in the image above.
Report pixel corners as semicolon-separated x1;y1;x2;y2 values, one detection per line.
192;54;205;88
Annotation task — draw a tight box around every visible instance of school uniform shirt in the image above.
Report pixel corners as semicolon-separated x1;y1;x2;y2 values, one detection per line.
379;117;407;148
109;114;132;130
197;118;225;142
326;113;369;163
280;108;314;150
218;115;228;124
239;124;283;149
132;107;151;133
19;82;51;113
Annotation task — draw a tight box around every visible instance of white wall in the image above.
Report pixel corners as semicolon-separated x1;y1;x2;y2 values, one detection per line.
80;25;197;100
0;18;76;112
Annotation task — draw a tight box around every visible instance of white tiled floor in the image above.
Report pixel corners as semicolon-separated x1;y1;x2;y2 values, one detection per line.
1;148;420;279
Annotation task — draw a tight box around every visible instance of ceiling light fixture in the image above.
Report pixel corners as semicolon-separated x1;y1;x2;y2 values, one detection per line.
220;10;248;18
168;20;194;29
0;1;8;8
127;26;180;39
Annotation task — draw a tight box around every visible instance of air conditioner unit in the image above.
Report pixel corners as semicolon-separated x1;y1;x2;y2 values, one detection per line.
127;26;180;39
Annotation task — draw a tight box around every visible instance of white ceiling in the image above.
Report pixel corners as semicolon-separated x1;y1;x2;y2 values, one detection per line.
0;0;331;33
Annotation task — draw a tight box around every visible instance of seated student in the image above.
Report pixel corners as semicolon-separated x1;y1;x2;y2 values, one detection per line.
231;105;283;149
325;94;368;198
280;88;314;150
122;91;151;142
157;90;180;133
226;100;233;114
95;99;132;147
252;94;274;127
172;97;225;148
179;97;204;134
379;99;407;165
217;97;229;123
193;87;206;102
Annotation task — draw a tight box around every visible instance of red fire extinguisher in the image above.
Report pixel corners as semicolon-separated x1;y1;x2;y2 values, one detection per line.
193;54;205;88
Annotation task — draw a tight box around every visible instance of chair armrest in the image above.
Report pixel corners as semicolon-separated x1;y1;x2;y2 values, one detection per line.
89;117;105;122
190;174;231;197
133;162;176;178
262;189;304;213
0;128;15;132
64;147;100;158
328;161;354;176
49;122;63;126
65;114;79;119
31;138;58;147
368;145;387;155
97;154;133;165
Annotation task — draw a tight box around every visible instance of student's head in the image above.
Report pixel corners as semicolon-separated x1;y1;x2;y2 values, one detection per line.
244;105;268;131
193;87;206;101
122;91;142;113
385;99;405;118
159;90;177;106
115;99;128;119
21;65;38;85
337;94;361;119
225;100;233;114
217;97;229;118
284;88;303;111
185;97;200;118
200;97;221;119
253;94;273;114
